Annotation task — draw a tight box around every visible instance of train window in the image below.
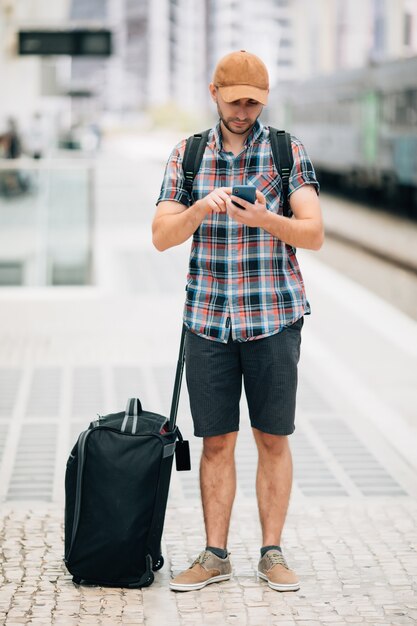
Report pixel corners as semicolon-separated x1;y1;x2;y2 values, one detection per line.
405;89;417;125
395;93;407;125
380;91;417;126
394;89;417;125
381;93;395;125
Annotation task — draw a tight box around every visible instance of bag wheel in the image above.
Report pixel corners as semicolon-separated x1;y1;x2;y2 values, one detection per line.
152;555;164;571
72;576;82;585
142;570;154;587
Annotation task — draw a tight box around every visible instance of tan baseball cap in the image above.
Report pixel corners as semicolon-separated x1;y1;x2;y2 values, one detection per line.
213;50;269;105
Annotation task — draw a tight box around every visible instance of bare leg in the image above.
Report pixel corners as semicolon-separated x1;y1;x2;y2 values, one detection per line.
199;431;238;549
252;429;292;546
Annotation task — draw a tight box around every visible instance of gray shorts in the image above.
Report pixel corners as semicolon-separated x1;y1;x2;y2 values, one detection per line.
184;317;303;438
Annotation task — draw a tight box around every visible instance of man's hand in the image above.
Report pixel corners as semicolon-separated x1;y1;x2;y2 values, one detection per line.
226;189;268;227
198;187;233;216
153;186;233;251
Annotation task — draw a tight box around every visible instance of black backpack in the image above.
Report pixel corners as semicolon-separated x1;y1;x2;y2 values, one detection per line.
182;126;294;217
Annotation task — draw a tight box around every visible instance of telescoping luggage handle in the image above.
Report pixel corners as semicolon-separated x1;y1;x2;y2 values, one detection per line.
168;323;186;431
168;324;191;471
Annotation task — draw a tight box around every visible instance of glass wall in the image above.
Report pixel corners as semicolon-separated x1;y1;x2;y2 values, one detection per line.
0;161;94;286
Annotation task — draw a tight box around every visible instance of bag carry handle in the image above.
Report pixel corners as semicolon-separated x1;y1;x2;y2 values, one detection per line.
125;398;142;416
168;323;186;432
121;398;142;432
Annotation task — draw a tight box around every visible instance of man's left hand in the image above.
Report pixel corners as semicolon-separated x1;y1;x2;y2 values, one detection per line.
226;189;268;228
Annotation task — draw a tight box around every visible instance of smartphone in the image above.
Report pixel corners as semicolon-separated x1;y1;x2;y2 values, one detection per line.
232;185;256;209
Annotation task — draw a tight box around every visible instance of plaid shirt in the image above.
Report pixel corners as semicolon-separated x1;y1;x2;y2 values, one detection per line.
157;120;319;343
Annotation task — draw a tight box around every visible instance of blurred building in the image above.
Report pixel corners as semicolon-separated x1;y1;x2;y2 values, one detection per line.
108;0;296;113
0;0;71;133
293;0;417;79
1;0;417;126
95;0;297;113
140;0;208;111
68;0;109;122
371;0;417;62
104;0;417;111
126;0;152;109
206;0;295;91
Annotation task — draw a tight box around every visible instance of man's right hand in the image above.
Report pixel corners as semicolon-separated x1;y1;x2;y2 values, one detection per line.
196;187;232;216
153;187;232;251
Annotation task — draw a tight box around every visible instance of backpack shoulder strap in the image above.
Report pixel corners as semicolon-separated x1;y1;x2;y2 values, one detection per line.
269;127;293;217
182;129;211;201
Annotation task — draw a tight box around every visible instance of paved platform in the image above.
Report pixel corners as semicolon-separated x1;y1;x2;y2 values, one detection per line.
0;135;416;624
0;499;416;626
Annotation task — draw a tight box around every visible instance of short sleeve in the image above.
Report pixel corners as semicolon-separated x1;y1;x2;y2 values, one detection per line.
288;136;320;197
156;139;191;207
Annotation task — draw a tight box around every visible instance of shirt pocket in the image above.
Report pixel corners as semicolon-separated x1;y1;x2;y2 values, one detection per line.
246;172;282;213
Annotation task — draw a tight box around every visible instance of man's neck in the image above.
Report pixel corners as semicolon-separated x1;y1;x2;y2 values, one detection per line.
220;120;253;155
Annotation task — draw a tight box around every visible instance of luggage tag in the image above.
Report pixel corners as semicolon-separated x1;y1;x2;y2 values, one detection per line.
175;439;191;471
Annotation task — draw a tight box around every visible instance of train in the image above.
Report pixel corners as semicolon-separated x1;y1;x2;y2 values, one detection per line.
271;55;417;215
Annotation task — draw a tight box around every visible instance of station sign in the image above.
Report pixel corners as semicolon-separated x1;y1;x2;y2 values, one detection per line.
18;29;112;57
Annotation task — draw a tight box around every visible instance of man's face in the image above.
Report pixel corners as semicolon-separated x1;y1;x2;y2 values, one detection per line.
211;86;264;135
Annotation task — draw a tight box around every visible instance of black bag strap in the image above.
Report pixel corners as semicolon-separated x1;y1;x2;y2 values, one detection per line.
182;129;210;201
269;127;293;218
168;323;186;432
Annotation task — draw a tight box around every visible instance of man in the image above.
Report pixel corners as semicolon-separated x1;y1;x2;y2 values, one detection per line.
152;50;323;593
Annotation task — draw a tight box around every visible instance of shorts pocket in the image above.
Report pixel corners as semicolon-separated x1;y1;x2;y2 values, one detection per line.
288;316;304;331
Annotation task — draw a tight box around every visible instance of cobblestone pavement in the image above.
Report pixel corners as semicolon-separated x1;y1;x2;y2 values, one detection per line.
0;499;417;625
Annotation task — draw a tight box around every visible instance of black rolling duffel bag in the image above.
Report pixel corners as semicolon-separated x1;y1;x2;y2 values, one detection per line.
64;326;190;588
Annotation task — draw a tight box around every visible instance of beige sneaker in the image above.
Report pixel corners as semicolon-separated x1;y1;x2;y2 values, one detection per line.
169;549;232;591
257;549;300;592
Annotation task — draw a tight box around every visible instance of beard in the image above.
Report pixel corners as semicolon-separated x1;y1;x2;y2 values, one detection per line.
216;103;258;135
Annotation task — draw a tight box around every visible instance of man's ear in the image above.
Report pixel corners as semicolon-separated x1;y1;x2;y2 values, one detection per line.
209;83;218;102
